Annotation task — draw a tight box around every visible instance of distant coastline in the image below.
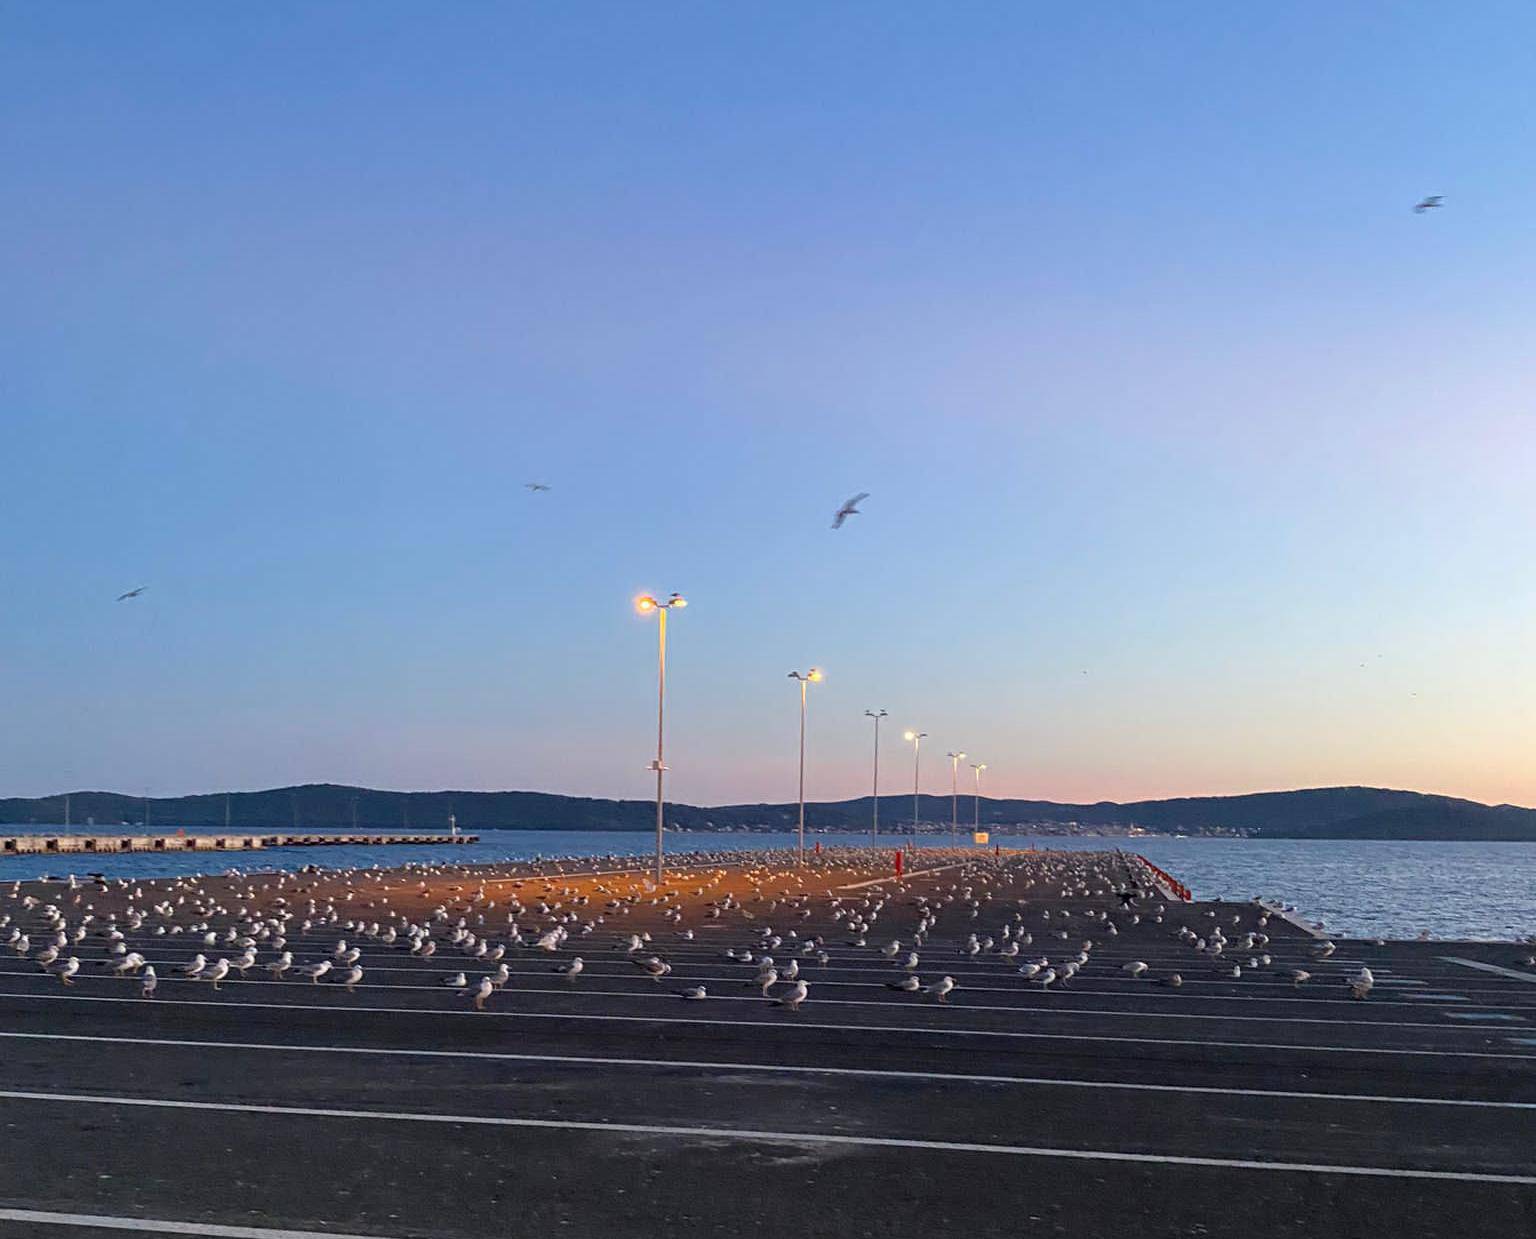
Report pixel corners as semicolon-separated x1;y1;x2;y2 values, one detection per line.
4;783;1535;842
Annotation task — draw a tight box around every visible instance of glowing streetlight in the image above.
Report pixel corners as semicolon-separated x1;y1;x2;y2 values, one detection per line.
904;730;927;833
788;668;823;865
971;762;987;834
864;710;887;843
636;592;687;884
947;751;967;841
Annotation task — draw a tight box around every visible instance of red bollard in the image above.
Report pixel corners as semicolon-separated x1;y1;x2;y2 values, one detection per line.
895;848;904;876
814;840;821;856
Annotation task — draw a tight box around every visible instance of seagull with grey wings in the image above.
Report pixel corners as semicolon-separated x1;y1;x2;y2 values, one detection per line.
832;492;868;529
1413;195;1443;213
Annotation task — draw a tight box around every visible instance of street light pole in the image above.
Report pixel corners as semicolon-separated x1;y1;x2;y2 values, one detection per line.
637;593;687;886
971;762;987;833
864;710;887;844
788;669;823;866
903;731;927;834
946;751;967;841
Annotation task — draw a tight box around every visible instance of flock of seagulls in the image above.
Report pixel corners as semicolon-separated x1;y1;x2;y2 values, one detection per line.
1;849;1463;1035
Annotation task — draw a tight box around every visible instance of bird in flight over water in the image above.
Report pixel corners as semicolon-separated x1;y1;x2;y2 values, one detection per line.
115;586;147;601
524;482;551;492
832;492;869;529
1413;195;1443;214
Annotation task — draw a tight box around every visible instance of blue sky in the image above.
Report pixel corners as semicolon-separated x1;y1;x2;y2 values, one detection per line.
4;3;1536;806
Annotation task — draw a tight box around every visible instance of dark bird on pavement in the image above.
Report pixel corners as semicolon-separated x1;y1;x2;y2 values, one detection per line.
831;493;869;529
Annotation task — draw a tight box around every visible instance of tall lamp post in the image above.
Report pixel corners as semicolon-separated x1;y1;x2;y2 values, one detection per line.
971;762;987;835
946;751;967;841
788;669;823;866
864;709;887;844
637;592;687;886
903;730;927;834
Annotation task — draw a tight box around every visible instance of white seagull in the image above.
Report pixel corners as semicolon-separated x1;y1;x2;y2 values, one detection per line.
831;492;869;530
1413;195;1443;214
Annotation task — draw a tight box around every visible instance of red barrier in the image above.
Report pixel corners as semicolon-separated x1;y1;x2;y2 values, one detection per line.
895;849;904;876
1134;855;1192;901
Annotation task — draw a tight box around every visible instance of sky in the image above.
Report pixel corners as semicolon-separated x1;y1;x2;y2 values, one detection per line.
4;3;1536;809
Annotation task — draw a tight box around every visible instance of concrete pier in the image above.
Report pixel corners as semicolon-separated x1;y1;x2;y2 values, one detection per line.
0;831;477;855
0;849;1530;1238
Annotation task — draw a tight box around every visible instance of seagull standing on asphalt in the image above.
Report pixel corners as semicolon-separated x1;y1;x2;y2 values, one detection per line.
140;966;157;999
301;960;332;984
471;976;494;1011
831;492;869;530
202;959;231;990
554;957;583;980
778;979;809;1010
339;965;364;992
923;975;956;1003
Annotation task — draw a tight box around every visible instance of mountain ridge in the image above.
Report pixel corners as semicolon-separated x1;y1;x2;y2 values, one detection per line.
3;783;1535;841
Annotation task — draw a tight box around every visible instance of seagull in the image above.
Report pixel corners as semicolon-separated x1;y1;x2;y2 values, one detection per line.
470;976;494;1010
1413;195;1443;214
267;951;293;979
923;975;956;1003
1122;961;1148;978
680;985;708;1000
831;492;869;530
115;586;147;602
301;960;332;984
442;971;467;988
886;975;921;993
55;957;80;986
777;979;809;1010
524;482;551;492
202;959;231;989
338;965;364;993
140;966;158;999
553;957;583;979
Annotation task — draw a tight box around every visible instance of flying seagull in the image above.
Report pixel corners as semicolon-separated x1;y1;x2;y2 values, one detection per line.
832;492;869;529
1413;195;1443;214
524;482;551;492
115;586;147;601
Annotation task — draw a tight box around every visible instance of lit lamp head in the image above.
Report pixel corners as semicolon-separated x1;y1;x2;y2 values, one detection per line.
636;592;687;615
788;667;824;683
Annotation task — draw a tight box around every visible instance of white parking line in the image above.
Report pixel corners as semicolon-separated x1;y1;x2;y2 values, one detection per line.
0;1208;392;1238
0;990;1532;1059
0;1089;1530;1184
1;1029;1529;1109
1443;957;1536;985
0;971;1513;1033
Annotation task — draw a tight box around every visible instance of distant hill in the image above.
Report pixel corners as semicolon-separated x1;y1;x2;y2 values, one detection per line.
3;783;1535;841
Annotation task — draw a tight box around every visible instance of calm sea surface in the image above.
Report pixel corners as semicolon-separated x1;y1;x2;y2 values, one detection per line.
2;827;1532;942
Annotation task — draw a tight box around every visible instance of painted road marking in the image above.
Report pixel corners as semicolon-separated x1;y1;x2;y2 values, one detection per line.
0;972;1516;1034
2;1029;1531;1109
1;990;1533;1060
0;1209;393;1238
0;1089;1531;1185
1443;957;1536;985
